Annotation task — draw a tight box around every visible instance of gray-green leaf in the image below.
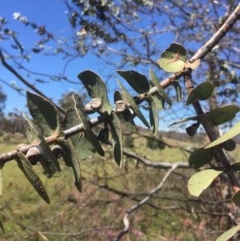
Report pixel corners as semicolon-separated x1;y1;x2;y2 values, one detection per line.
27;92;62;137
109;112;123;166
186;82;214;105
78;70;112;115
72;94;104;156
149;69;172;105
148;96;160;136
57;139;82;192
117;70;150;94
64;108;96;159
16;152;50;204
117;79;150;128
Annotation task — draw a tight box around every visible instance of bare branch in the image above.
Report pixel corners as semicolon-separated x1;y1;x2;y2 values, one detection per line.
123;149;189;169
114;164;178;241
0;49;65;114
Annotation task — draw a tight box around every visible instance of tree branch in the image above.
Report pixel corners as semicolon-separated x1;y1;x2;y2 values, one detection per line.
123;149;189;169
0;50;65;114
114;164;178;241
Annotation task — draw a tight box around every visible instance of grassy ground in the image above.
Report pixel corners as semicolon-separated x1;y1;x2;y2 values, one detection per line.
0;132;239;241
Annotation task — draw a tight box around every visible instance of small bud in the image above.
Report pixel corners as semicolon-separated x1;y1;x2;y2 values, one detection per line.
26;146;41;165
90;98;102;110
51;145;63;159
85;98;102;113
115;100;127;113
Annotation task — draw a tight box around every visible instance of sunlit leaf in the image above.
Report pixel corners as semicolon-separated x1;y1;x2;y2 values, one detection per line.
188;169;222;197
186;82;214;105
64;108;96;159
72;94;104;156
117;70;150;94
157;43;187;73
57;139;81;192
78;70;112;115
117;79;150;128
109;112;123;166
27;92;62;137
215;224;240;241
149;69;172;105
205;121;240;149
189;148;213;168
16;152;50;204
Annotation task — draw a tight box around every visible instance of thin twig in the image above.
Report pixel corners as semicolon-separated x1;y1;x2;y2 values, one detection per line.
158;3;240;89
0;50;65;114
123;149;189;169
114;164;178;241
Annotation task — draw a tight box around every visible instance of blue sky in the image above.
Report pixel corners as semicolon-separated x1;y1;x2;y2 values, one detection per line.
2;1;235;132
0;1;204;132
0;0;123;114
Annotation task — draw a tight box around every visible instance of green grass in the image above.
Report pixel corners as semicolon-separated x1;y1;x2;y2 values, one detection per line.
0;132;238;240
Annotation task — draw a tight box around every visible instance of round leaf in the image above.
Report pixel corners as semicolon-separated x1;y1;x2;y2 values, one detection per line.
205;105;240;126
157;43;187;73
186;82;214;105
188;169;222;197
189;148;213;168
